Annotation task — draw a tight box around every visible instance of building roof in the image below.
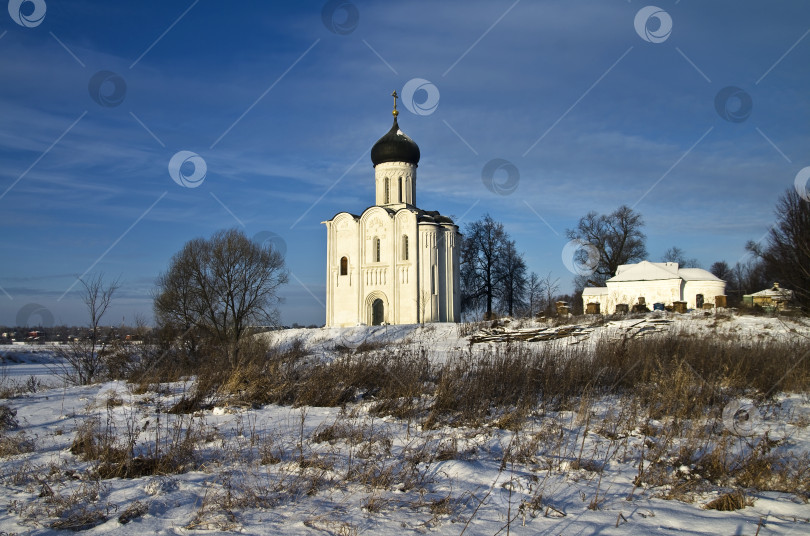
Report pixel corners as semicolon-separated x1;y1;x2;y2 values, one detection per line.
582;287;608;296
370;117;420;166
748;284;794;299
609;261;680;282
607;261;723;283
418;210;455;225
678;268;723;282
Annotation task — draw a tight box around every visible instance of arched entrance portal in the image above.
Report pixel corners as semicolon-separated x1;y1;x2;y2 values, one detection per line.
364;291;388;326
372;299;384;325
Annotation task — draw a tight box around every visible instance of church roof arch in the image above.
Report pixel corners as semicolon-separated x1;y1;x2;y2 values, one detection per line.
394;207;418;224
323;211;359;225
359;205;395;225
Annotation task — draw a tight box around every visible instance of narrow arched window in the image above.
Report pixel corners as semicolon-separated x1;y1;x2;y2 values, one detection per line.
402;235;409;260
384;179;390;204
375;238;381;262
340;256;348;276
398;177;403;203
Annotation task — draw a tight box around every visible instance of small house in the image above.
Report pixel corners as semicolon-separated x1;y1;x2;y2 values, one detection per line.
583;261;726;315
743;283;793;310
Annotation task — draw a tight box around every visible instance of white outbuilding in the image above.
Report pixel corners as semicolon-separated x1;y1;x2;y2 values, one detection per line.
583;261;726;314
321;94;461;327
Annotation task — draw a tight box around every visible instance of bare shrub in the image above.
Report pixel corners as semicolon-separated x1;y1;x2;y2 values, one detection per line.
54;273;120;385
294;348;429;409
704;489;749;511
0;431;35;458
733;444;810;493
12;479;116;531
69;408;201;479
69;417;125;464
101;341;140;381
0;403;18;430
426;344;596;427
118;500;149;524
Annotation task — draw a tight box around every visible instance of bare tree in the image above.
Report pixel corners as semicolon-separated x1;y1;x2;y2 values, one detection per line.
567;205;647;290
154;228;288;369
416;289;432;325
539;272;560;315
460;214;509;318
495;239;527;317
661;246;701;268
709;260;733;281
526;272;542;318
56;273;120;385
747;189;810;309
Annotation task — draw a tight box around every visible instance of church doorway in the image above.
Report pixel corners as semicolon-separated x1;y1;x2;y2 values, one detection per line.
696;294;704;309
372;299;384;325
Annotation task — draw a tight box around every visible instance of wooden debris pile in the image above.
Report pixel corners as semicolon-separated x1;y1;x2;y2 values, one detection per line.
469;317;674;345
617;318;673;340
470;325;594;344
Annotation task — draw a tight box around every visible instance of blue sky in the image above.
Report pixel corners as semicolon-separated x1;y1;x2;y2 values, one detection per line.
1;0;809;328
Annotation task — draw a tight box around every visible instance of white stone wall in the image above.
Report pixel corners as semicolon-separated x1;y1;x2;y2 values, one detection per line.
682;280;726;309
393;210;418;324
583;279;727;314
607;279;682;312
375;162;416;207
324;212;360;327
582;290;609;314
325;207;429;327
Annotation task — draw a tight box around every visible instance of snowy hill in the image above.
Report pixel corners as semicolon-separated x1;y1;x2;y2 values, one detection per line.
1;312;809;535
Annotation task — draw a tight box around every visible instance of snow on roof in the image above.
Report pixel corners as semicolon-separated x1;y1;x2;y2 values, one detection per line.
748;286;794;299
678;268;724;282
609;261;680;282
582;287;608;296
606;261;723;283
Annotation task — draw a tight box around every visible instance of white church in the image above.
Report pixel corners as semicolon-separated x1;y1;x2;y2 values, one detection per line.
322;93;461;327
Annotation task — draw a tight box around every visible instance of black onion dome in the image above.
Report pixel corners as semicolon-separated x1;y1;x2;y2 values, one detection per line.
370;117;420;166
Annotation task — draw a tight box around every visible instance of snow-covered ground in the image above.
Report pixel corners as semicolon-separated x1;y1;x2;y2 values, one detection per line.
1;312;809;535
263;311;810;362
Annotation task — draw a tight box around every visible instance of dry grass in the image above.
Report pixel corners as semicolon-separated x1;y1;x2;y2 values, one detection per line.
18;318;799;531
1;403;19;430
69;405;201;479
0;432;35;458
704;489;750;511
10;479;115;531
146;326;810;451
147;320;810;430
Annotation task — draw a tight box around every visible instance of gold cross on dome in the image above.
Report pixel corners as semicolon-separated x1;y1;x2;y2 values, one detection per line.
391;90;399;116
